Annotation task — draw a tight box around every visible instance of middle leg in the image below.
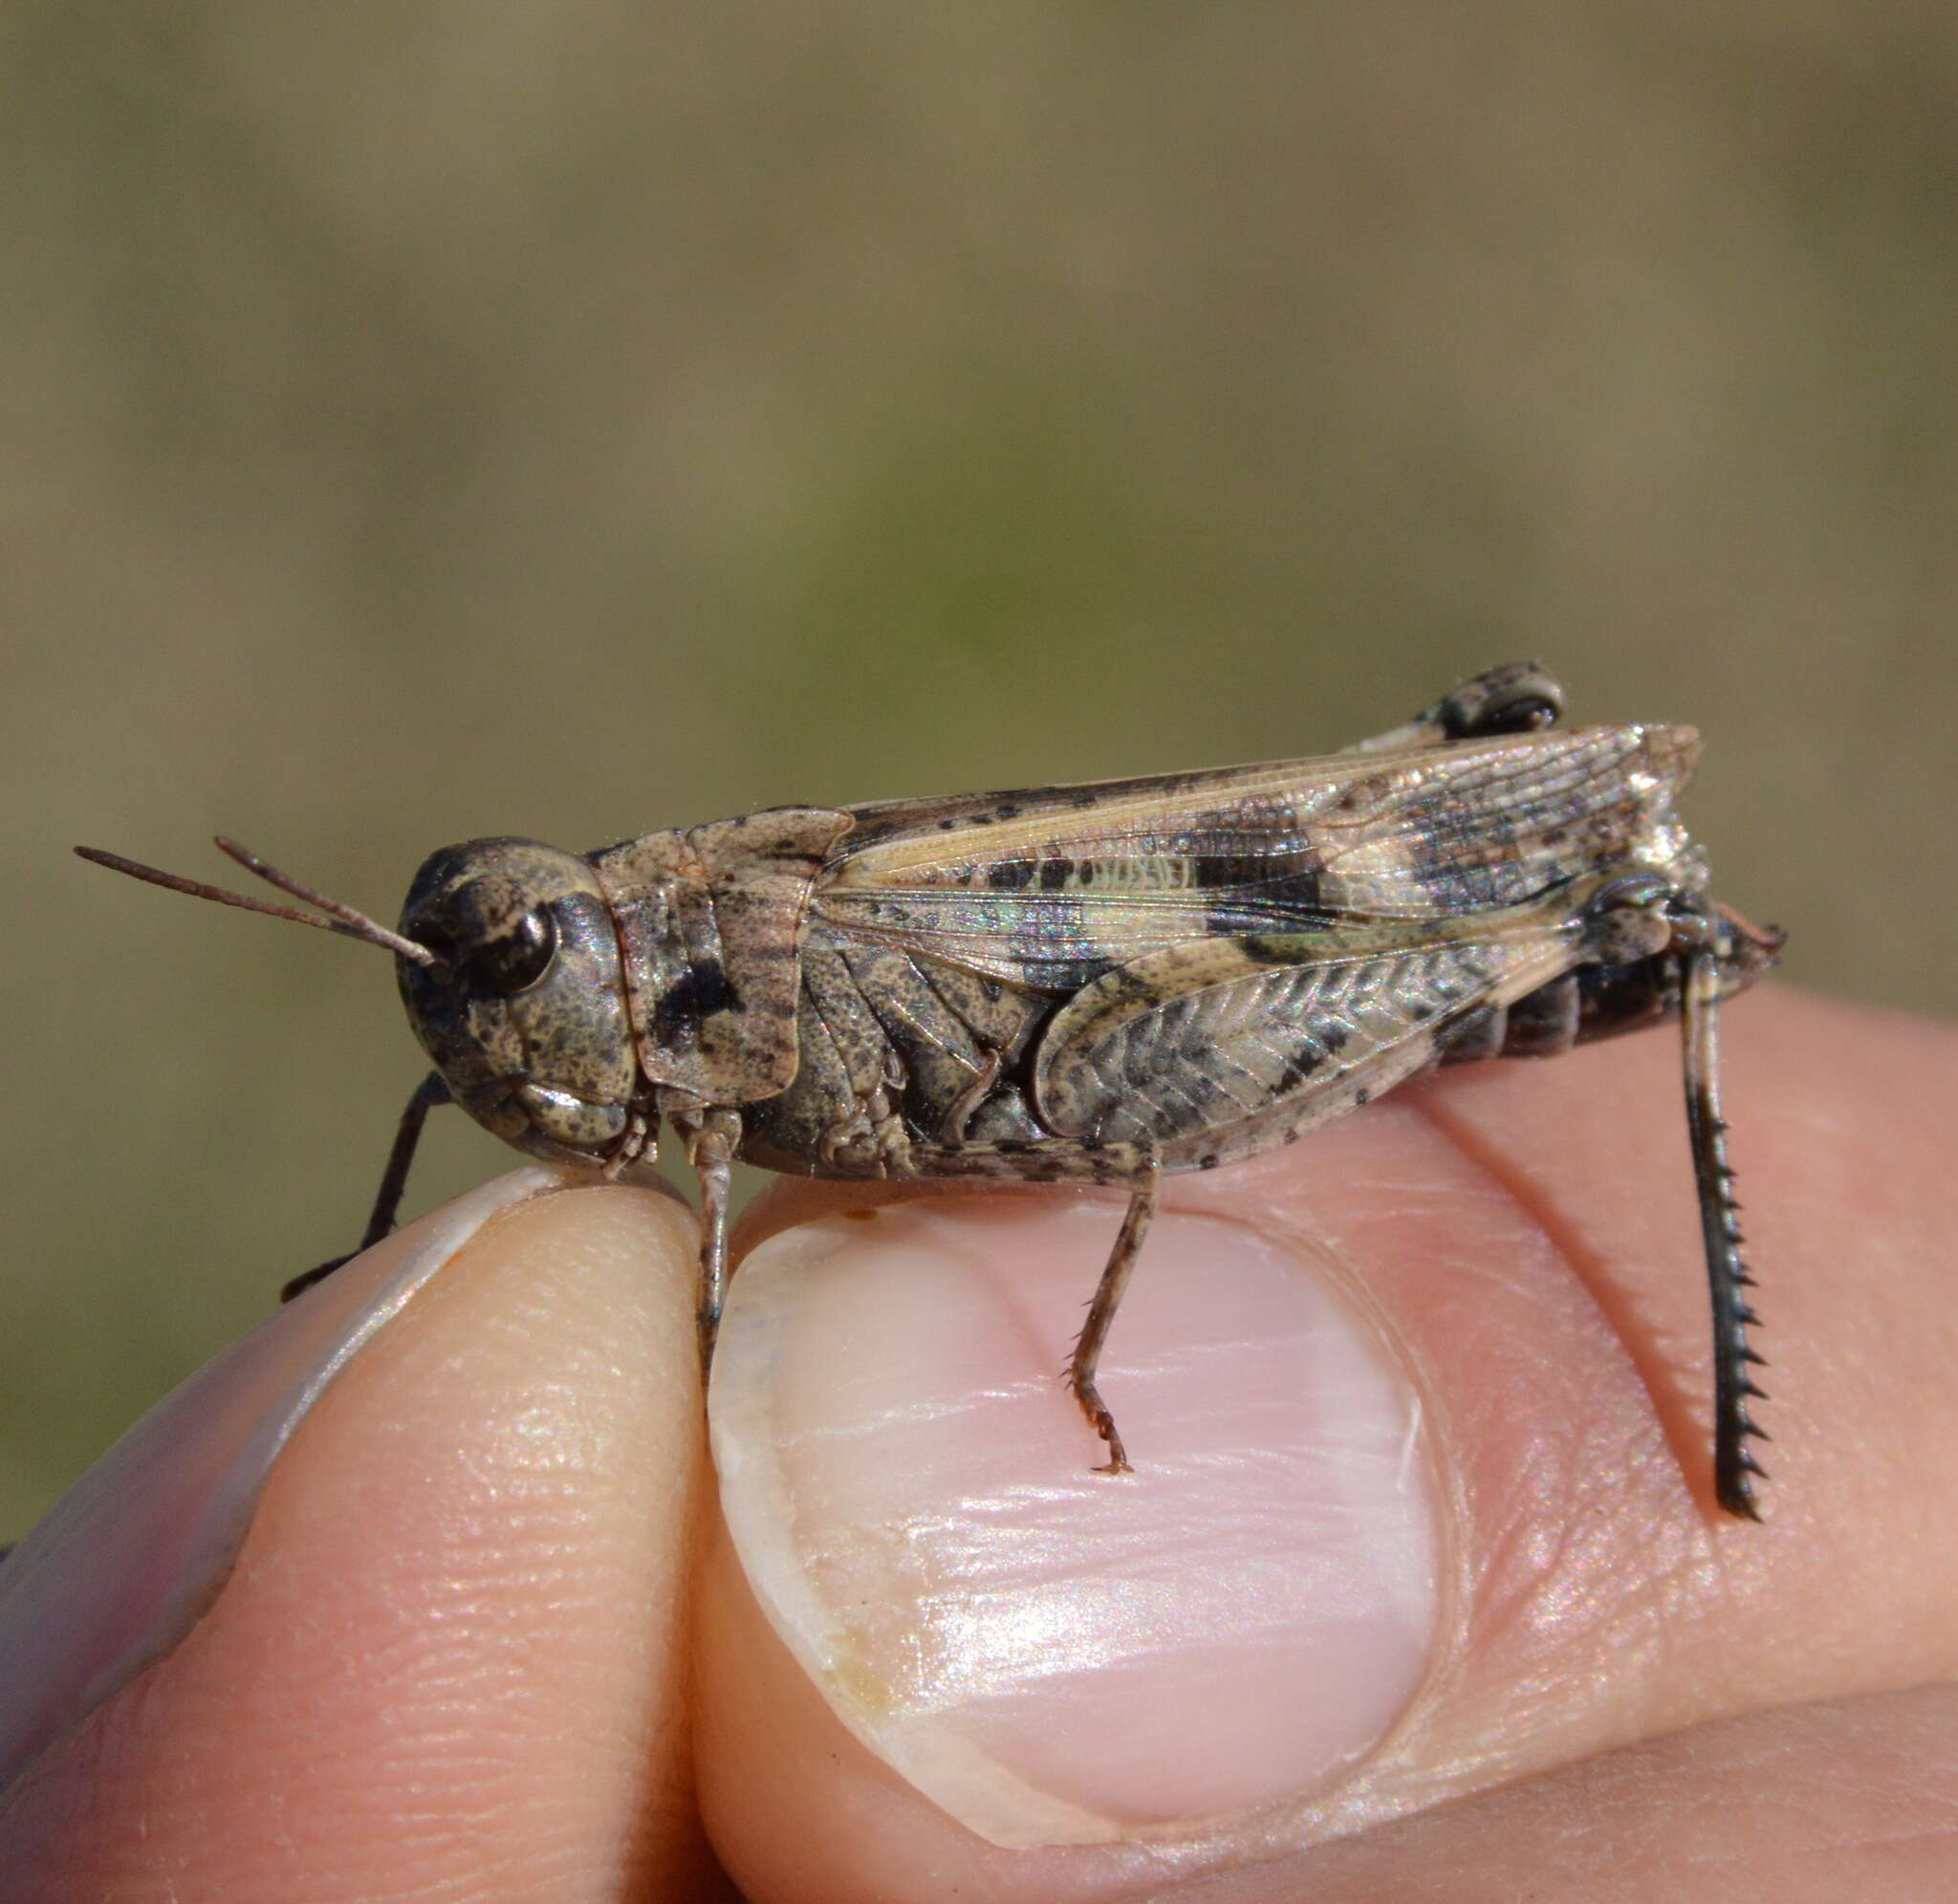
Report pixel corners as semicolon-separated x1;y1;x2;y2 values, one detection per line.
894;1135;1162;1472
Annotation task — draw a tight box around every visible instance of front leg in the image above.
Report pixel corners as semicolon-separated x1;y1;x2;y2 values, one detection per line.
282;1071;453;1302
668;1101;743;1374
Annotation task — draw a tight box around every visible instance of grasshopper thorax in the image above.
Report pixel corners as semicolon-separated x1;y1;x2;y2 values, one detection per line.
396;838;642;1166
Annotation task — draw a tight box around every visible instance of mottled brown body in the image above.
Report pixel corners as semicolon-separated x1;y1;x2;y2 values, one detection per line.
79;663;1783;1517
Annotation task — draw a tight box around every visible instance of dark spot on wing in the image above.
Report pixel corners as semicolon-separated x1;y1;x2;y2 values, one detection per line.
1191;853;1273;889
1197;853;1326;938
1239;934;1302;966
1275;1046;1323;1095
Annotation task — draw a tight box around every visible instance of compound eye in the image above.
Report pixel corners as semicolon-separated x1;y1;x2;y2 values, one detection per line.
469;906;557;995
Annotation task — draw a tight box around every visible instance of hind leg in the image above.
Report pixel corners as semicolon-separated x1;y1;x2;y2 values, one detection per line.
1353;661;1567;754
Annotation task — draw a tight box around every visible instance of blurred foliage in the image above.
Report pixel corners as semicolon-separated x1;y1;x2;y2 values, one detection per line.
3;2;1953;1532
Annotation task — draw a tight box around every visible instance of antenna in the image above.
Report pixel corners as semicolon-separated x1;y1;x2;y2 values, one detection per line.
74;839;443;969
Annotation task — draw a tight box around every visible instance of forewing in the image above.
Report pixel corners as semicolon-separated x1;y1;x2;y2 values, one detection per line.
1033;910;1587;1153
815;725;1697;988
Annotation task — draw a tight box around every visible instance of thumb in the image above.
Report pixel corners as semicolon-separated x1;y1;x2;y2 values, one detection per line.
691;990;1958;1900
0;1174;719;1902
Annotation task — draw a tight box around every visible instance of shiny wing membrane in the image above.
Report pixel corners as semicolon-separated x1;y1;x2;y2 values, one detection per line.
1034;904;1597;1152
814;726;1698;990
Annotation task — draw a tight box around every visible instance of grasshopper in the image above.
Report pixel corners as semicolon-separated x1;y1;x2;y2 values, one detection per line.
80;663;1782;1516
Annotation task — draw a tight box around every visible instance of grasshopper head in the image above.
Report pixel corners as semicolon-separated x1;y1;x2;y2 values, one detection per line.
396;838;644;1166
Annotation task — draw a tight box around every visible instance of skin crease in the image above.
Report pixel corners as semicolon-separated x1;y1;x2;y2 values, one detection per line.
2;988;1954;1901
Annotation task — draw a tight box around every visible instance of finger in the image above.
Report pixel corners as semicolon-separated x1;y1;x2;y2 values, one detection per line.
692;989;1958;1898
1168;1681;1958;1903
0;1175;727;1904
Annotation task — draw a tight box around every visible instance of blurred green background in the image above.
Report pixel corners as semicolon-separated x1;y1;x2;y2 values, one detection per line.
3;4;1953;1535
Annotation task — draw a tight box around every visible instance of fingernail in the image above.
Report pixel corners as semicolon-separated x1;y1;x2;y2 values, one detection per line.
0;1167;566;1793
710;1198;1442;1848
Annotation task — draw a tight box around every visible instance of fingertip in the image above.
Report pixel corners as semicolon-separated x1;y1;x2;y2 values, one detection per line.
701;1197;1441;1872
2;1180;718;1903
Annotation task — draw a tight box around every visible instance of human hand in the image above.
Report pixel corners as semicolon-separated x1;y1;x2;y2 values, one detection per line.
2;988;1952;1900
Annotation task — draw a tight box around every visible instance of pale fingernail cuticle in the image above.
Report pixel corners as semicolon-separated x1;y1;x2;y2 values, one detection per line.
0;1166;567;1795
710;1198;1442;1848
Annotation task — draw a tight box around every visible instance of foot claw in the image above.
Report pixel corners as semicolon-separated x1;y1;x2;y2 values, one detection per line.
281;1254;352;1303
